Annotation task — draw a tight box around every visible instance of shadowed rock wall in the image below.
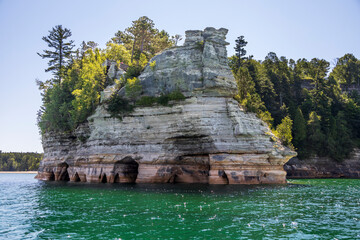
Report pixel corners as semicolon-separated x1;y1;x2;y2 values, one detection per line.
285;150;360;178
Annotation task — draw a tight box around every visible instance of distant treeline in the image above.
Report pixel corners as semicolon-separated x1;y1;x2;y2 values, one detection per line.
0;152;43;171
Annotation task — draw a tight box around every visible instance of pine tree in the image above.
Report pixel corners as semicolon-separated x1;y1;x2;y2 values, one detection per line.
111;17;174;64
234;67;254;101
234;36;247;67
328;111;353;161
38;25;74;83
276;116;293;148
293;107;306;150
307;112;326;156
330;53;360;88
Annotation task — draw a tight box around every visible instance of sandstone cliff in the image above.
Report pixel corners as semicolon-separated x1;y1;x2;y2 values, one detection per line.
36;27;295;184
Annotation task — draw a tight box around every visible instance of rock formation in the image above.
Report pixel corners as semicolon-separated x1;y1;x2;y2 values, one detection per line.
36;27;295;184
285;150;360;178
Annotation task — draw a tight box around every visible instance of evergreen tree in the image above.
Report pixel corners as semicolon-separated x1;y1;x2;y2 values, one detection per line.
38;25;75;83
307;112;326;156
328;112;353;161
331;54;360;88
276;116;293;148
234;67;254;101
110;17;174;64
292;107;306;150
79;41;99;59
234;36;247;67
0;152;42;171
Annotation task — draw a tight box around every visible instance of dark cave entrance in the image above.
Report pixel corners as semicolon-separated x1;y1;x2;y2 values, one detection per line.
73;172;81;182
219;170;229;184
58;162;70;181
113;157;139;183
100;173;107;183
49;171;55;181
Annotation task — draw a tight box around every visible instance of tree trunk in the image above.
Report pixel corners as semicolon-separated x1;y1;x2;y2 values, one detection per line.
59;40;63;84
131;38;137;63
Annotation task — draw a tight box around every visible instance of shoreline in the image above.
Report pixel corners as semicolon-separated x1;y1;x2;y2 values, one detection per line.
0;171;37;174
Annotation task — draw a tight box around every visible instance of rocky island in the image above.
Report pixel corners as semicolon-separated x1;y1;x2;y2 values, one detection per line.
36;27;295;184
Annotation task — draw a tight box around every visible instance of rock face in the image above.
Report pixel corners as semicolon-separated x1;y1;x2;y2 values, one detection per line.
36;27;295;184
285;150;360;178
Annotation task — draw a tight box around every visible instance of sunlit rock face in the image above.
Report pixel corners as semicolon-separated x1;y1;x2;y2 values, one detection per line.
36;27;296;184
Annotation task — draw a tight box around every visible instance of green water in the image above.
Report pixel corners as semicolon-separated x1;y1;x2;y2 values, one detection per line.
0;174;359;239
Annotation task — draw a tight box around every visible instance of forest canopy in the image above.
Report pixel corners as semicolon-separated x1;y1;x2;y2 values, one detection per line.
230;38;360;161
0;152;43;171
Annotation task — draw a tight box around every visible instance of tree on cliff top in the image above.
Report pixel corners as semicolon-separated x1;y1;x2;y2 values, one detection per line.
110;16;174;64
234;36;248;67
38;25;75;83
331;53;360;87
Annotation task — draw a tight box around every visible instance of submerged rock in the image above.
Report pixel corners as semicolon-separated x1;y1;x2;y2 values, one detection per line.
36;27;296;184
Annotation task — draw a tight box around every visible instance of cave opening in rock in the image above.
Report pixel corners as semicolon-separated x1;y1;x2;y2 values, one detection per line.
58;163;70;181
73;172;81;182
49;171;55;181
100;173;107;183
114;173;120;183
113;157;139;183
219;170;229;184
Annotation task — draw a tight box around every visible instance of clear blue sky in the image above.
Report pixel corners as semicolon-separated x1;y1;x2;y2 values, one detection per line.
0;0;359;153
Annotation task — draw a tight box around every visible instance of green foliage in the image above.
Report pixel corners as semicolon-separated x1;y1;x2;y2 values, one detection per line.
234;67;254;101
38;48;107;133
258;111;274;128
123;65;143;80
106;93;134;119
139;53;148;68
104;42;131;64
37;80;75;132
136;96;158;107
0;152;43;171
110;16;174;64
125;77;142;101
150;60;156;71
168;90;186;101
330;54;360;86
71;49;107;124
37;18;176;134
229;38;360;161
306;112;326;156
37;25;74;83
327;111;353;161
234;36;247;67
157;95;171;106
275;116;294;148
293;108;306;151
136;90;185;107
195;41;204;51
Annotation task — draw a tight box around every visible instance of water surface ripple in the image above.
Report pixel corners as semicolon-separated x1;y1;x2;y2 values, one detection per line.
0;174;359;239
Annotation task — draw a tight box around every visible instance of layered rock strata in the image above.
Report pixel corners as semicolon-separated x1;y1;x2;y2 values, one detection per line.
285;150;360;178
36;27;295;184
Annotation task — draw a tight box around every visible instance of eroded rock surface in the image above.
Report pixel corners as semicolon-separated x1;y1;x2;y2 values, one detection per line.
36;27;295;184
285;150;360;178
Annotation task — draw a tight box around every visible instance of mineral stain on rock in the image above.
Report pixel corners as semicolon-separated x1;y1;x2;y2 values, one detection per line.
36;27;296;184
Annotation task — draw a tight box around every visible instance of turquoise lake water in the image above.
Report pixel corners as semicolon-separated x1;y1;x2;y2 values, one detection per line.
0;173;359;239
